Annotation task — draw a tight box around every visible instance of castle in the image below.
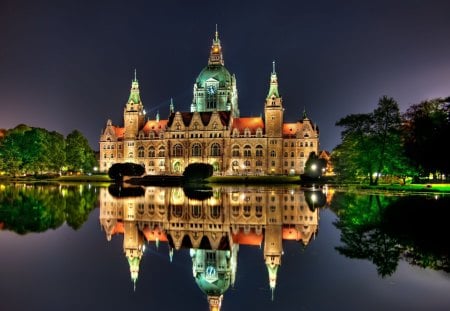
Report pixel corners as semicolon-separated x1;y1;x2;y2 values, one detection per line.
99;30;319;175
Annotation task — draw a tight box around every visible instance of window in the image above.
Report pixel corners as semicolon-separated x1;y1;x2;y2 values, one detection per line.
148;146;155;157
256;145;263;157
284;152;288;157
158;146;165;157
244;160;251;167
191;143;202;156
138;146;145;157
210;143;220;156
310;142;314;147
232;145;240;157
291;152;294;157
300;152;304;157
244;145;251;157
256;160;262;166
270;150;276;157
173;144;183;156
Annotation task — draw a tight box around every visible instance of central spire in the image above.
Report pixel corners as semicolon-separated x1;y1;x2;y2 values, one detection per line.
208;25;224;66
128;69;141;104
267;61;280;99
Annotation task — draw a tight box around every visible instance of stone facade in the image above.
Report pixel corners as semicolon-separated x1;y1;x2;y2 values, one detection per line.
99;31;319;175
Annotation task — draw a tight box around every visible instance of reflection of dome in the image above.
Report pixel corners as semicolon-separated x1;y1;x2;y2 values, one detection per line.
196;65;232;88
194;265;231;296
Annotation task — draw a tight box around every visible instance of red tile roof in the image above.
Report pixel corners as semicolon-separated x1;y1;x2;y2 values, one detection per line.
231;117;264;134
282;227;302;240
232;228;263;246
113;126;125;138
282;123;300;135
142;119;168;134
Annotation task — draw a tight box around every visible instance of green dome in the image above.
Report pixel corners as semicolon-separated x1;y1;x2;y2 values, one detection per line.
195;269;231;296
196;65;232;88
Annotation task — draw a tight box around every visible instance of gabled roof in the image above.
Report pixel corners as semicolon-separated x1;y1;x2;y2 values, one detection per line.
141;119;168;134
232;228;263;246
231;117;264;134
113;126;125;139
167;111;231;128
282;123;300;135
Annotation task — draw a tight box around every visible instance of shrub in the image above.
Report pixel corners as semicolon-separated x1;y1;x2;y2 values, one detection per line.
183;163;213;181
108;162;145;182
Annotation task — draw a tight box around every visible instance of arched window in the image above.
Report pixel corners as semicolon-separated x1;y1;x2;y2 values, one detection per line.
191;143;202;156
138;146;145;158
256;145;263;157
210;205;221;219
173;144;183;156
244;145;251;157
210;143;220;156
232;145;240;157
256;160;263;166
244;160;251;167
158;146;165;157
310;142;314;147
191;205;202;218
270;150;276;157
148;146;155;157
300;152;304;157
256;128;262;137
284;152;288;157
232;160;239;167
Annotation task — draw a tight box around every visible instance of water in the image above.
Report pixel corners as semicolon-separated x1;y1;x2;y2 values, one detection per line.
1;183;449;311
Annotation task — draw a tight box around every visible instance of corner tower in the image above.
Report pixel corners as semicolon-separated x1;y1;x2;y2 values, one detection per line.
191;27;239;116
124;70;145;140
264;62;284;174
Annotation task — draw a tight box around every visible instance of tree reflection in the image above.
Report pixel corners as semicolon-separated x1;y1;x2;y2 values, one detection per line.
0;183;99;234
331;192;450;276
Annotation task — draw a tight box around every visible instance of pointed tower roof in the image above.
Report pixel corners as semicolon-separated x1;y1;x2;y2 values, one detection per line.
127;256;141;291
208;24;224;66
128;69;141;104
170;98;174;114
266;61;280;99
266;262;279;301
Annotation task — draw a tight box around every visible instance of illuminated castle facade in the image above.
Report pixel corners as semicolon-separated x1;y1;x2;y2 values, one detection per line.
99;30;320;175
99;185;326;310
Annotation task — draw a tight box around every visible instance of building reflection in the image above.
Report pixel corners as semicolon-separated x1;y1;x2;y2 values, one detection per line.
99;185;328;310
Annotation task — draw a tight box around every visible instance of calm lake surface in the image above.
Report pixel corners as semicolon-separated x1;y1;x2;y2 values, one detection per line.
1;183;449;311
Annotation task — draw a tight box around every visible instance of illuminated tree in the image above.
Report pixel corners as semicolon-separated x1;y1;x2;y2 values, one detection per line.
333;96;412;185
65;130;97;173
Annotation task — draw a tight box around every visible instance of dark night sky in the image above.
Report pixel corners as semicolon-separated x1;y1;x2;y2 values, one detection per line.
1;0;450;151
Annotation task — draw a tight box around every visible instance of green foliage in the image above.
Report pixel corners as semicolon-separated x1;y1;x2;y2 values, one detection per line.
0;184;98;234
183;163;213;181
331;192;450;276
65;130;97;173
333;96;414;185
0;125;94;176
108;162;145;181
403;97;450;178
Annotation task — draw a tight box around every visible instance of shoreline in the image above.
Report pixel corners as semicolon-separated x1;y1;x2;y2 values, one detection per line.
1;175;449;194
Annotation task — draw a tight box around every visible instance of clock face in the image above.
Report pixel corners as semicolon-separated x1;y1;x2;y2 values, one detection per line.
207;85;216;95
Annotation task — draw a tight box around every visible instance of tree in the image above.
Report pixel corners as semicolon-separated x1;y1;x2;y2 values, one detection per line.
403;97;450;179
303;152;327;179
65;130;97;173
333;96;412;185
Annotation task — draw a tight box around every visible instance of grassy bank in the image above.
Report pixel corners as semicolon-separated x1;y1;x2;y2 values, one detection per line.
206;175;301;184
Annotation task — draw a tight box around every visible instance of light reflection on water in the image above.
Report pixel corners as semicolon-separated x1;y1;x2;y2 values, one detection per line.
0;183;450;311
